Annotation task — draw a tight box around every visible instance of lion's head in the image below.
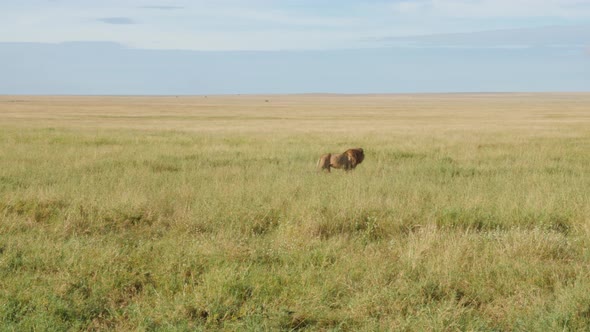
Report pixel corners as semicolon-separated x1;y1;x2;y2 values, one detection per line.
345;148;364;167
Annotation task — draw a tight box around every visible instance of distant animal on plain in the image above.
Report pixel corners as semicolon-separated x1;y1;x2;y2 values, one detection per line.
317;148;364;173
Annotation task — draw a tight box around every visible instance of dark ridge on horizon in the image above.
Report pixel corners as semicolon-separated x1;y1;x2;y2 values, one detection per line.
2;92;589;98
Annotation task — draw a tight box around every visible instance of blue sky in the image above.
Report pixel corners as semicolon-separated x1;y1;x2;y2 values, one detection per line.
1;0;589;94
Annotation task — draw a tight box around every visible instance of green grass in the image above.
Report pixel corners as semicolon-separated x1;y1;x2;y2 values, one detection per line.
1;94;590;330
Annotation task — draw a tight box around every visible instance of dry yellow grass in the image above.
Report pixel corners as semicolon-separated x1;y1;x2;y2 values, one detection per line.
3;93;589;133
1;93;589;330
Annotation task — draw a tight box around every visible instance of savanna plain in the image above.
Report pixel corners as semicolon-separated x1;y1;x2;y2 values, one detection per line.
1;93;589;331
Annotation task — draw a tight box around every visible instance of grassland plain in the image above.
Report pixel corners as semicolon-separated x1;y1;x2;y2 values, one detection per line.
0;93;589;331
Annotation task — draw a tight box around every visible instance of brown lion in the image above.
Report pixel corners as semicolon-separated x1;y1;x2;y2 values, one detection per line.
317;148;364;172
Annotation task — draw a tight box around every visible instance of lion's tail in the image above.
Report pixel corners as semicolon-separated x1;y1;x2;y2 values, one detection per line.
316;156;323;169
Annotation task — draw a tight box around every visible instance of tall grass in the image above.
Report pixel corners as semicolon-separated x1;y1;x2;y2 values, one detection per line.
1;94;589;330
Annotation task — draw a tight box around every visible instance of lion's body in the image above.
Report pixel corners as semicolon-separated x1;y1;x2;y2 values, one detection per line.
317;148;364;172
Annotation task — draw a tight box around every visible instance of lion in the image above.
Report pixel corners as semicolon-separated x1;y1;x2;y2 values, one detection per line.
317;148;364;172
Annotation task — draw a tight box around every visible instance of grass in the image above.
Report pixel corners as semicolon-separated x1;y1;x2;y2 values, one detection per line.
1;93;590;330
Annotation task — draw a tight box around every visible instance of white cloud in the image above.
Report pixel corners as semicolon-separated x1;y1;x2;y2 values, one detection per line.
139;6;185;10
2;0;590;50
389;0;590;18
0;1;371;50
381;25;590;49
97;17;136;25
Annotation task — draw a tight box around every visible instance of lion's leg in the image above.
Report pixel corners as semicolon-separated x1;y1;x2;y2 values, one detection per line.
343;159;351;171
318;154;332;172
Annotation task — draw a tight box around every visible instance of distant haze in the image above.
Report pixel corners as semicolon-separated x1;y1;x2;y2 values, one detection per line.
2;41;588;95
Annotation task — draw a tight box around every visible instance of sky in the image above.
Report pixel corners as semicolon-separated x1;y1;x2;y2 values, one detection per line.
1;0;589;94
